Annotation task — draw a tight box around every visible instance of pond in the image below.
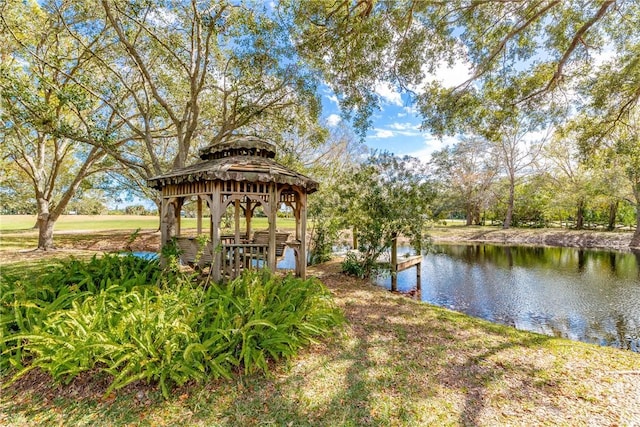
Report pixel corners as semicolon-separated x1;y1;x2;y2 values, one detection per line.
375;244;640;352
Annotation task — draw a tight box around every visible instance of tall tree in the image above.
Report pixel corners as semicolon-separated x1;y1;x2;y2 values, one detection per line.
576;109;640;246
0;1;119;249
337;152;435;278
53;0;325;207
1;1;328;246
543;133;607;229
430;137;498;225
493;119;547;229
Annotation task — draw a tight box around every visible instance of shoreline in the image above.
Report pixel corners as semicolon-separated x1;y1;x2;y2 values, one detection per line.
428;226;635;252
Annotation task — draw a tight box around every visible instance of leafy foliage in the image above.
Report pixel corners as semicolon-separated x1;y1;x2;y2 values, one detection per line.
337;152;435;277
1;258;343;398
0;254;166;371
286;1;640;138
340;251;378;279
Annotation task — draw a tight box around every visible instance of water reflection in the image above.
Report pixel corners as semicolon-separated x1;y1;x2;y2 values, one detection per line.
376;244;640;352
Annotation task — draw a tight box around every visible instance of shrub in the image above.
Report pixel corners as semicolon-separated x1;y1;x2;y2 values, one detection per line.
2;261;343;397
0;254;167;372
341;251;381;278
198;270;344;376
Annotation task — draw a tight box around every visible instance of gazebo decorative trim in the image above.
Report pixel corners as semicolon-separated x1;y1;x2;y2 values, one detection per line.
148;136;318;281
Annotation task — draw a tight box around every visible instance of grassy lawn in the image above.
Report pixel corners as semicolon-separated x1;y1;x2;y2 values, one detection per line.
0;215;296;233
0;215;160;232
0;215;296;252
1;231;639;425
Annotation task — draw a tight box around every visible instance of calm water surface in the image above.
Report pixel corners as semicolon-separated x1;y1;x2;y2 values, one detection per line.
376;244;640;352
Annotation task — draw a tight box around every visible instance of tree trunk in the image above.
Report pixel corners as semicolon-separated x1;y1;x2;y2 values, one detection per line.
607;201;618;231
630;203;640;248
629;182;640;248
36;198;57;250
465;206;473;226
576;199;585;230
352;227;358;250
38;217;56;250
503;180;515;229
473;204;481;225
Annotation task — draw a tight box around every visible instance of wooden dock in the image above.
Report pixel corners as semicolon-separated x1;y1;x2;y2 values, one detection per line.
391;255;422;295
390;237;422;296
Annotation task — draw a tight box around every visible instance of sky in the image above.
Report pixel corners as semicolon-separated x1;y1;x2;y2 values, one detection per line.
321;60;473;163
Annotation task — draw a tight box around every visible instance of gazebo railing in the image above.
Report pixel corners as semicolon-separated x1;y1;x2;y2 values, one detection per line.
221;243;269;277
175;235;290;279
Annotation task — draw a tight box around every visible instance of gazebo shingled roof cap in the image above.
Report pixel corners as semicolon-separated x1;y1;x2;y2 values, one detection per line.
147;136;319;193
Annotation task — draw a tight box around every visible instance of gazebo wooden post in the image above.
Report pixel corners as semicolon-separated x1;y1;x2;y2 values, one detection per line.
234;199;241;243
160;198;169;246
391;232;398;292
268;184;278;270
175;198;183;237
299;193;308;279
245;199;252;241
291;200;301;276
196;197;203;235
211;183;222;282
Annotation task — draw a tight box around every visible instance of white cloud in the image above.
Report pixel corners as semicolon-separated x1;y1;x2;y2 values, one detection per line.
406;147;434;164
403;105;419;116
412;58;473;91
368;122;422;138
407;134;460;162
326;94;339;106
326;114;341;127
438;62;473;88
388;122;419;132
147;8;177;26
373;82;403;106
592;43;616;68
427;60;473;89
372;129;395;139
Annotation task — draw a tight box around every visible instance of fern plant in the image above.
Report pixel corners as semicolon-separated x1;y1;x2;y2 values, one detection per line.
3;262;343;398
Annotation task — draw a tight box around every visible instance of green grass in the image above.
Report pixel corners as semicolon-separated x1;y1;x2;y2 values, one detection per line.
0;215;295;232
0;215;160;232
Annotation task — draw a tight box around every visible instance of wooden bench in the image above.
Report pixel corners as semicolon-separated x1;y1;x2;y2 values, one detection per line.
175;236;213;268
176;231;290;277
251;231;290;257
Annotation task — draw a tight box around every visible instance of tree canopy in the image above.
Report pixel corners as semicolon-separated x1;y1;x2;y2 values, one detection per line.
3;0;640;249
0;0;328;248
285;0;640;139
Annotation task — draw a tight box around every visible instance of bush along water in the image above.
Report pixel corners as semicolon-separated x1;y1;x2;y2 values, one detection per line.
1;257;343;397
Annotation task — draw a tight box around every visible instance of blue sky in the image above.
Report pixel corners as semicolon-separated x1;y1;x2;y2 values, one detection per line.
321;61;472;163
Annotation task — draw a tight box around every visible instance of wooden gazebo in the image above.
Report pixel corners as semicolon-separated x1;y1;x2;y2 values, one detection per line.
147;137;319;281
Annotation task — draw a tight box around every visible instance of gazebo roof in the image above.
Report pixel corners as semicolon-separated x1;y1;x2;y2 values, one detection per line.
147;136;319;193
